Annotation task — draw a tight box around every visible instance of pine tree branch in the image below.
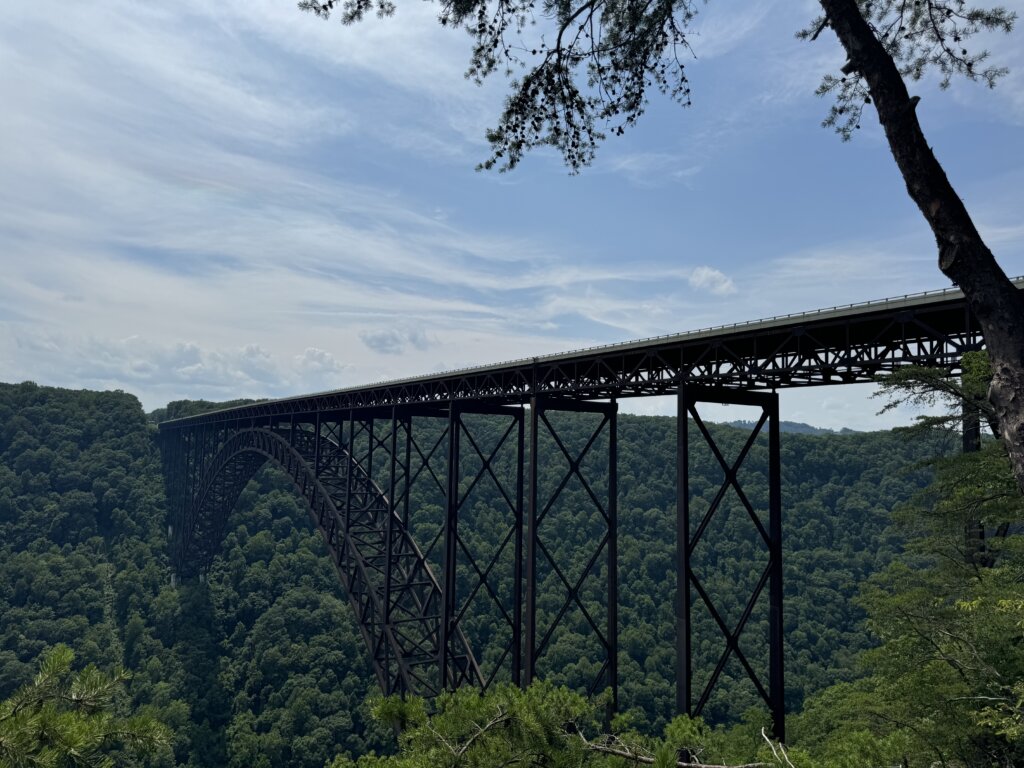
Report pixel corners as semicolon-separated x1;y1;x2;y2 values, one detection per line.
454;710;511;757
421;721;459;756
576;734;769;768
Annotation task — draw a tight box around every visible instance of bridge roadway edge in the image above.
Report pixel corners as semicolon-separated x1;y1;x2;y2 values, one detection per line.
158;277;1023;427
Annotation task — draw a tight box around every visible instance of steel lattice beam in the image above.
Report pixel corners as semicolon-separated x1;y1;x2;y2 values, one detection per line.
525;397;618;712
164;404;536;700
166;418;478;696
159;282;1017;428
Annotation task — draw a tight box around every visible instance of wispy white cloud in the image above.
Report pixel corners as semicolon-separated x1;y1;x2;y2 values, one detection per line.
603;152;703;187
691;0;775;60
2;0;1021;434
5;333;344;399
0;2;352;152
688;265;737;295
749;242;934;316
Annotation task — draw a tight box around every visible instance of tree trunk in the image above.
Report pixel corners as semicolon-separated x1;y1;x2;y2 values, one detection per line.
818;0;1024;492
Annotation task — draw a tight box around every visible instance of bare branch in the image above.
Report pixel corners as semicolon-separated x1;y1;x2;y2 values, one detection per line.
576;732;770;768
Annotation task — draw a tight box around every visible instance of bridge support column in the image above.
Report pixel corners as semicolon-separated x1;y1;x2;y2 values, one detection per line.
525;397;618;713
676;386;784;741
440;403;525;691
440;408;459;689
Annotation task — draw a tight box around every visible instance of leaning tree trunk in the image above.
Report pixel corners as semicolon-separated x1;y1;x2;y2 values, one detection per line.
819;0;1024;492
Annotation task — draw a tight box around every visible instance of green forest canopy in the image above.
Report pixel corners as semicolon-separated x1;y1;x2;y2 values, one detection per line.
0;380;1020;766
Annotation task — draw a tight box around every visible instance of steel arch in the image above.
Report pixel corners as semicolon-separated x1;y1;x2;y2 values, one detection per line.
174;425;480;696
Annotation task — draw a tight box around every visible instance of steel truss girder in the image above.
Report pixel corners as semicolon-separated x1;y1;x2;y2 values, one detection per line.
159;291;998;428
164;396;619;703
676;385;784;741
166;389;795;732
439;403;525;691
158;288;1010;731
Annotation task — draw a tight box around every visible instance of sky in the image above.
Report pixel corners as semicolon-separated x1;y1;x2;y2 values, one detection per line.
1;0;1022;429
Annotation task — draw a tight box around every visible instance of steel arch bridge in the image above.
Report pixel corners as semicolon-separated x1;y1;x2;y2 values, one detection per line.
160;277;1022;741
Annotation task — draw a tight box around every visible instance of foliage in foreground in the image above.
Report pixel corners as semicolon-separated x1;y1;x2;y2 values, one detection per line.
327;683;805;768
788;360;1024;767
0;645;169;768
791;437;1024;767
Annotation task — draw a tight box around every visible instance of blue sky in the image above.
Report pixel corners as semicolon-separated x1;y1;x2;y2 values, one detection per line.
1;0;1022;428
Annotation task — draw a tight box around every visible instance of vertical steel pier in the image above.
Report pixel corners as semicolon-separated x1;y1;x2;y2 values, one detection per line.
676;385;785;740
525;397;618;709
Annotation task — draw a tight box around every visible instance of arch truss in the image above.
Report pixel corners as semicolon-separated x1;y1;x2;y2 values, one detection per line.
162;399;619;704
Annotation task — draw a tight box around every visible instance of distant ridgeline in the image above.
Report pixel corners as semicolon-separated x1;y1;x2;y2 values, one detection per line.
0;381;944;768
726;420;862;436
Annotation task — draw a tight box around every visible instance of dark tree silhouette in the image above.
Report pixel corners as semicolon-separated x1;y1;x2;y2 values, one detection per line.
300;0;1024;491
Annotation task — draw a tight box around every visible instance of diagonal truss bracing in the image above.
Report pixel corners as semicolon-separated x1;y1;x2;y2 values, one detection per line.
167;413;480;696
525;397;618;711
676;386;784;740
164;405;541;701
164;398;620;706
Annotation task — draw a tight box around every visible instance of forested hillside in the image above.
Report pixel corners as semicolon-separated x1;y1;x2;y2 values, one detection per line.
0;381;949;766
0;383;386;767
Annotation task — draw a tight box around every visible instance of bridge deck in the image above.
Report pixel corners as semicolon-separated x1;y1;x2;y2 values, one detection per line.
160;277;1024;427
